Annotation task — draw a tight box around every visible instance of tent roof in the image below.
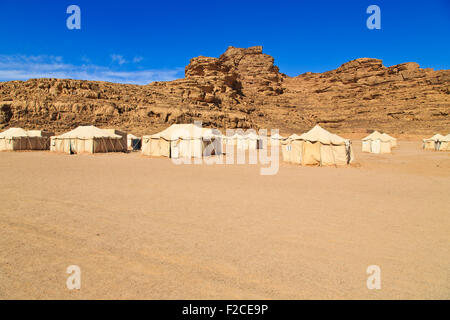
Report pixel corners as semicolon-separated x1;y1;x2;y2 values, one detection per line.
56;125;122;139
0;128;29;138
298;125;348;145
362;131;381;141
362;131;392;142
145;124;221;140
127;133;139;139
440;134;450;142
424;134;444;141
381;133;397;141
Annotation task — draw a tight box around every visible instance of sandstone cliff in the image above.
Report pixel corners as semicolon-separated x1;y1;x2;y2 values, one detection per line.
0;46;449;136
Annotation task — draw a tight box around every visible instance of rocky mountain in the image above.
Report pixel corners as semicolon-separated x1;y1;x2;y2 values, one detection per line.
0;46;449;136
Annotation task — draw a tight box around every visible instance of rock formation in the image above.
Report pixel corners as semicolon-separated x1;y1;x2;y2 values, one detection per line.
0;46;448;135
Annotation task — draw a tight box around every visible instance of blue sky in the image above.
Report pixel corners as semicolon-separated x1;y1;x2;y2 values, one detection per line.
0;0;449;84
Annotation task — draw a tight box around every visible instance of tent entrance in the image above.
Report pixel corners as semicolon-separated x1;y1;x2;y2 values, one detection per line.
371;140;381;154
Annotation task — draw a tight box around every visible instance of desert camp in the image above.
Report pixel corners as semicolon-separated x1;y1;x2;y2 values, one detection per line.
1;1;450;303
50;125;127;154
141;123;222;158
0;128;53;151
281;125;354;166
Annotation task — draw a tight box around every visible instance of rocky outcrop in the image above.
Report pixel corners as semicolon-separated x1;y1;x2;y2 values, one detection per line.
0;46;449;135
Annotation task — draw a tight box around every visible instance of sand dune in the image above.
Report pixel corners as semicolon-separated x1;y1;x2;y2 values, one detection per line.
0;141;449;299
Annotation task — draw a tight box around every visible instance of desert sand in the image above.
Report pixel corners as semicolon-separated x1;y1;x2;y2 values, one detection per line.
0;141;449;299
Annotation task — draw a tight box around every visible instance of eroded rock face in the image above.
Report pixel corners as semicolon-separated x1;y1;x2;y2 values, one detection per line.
0;46;448;135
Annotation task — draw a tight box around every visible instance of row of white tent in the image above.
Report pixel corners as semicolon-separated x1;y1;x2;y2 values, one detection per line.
0;124;353;166
141;124;355;166
0;126;141;153
2;125;448;158
141;124;289;158
422;134;450;151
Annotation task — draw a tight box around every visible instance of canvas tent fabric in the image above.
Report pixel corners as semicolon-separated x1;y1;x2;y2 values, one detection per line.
0;128;53;151
50;125;126;154
104;129;128;152
381;133;397;147
423;134;444;151
282;125;354;166
362;131;393;154
142;124;222;158
437;134;450;151
281;134;301;163
127;134;141;151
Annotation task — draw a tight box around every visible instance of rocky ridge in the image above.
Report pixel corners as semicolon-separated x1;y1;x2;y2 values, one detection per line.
0;46;449;136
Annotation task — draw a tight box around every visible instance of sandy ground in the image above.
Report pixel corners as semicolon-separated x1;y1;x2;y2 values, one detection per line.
0;141;449;299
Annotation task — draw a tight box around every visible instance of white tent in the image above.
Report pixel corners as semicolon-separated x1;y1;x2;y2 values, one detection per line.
50;125;126;154
281;125;354;166
142;124;222;158
0;128;53;151
362;131;394;154
423;134;444;151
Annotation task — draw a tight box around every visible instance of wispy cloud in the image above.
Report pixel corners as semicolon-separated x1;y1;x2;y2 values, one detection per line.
0;54;183;85
110;54;127;65
81;55;91;63
133;56;144;63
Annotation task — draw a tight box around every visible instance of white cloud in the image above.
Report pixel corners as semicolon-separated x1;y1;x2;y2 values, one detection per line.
0;54;183;85
133;56;144;63
110;54;127;65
